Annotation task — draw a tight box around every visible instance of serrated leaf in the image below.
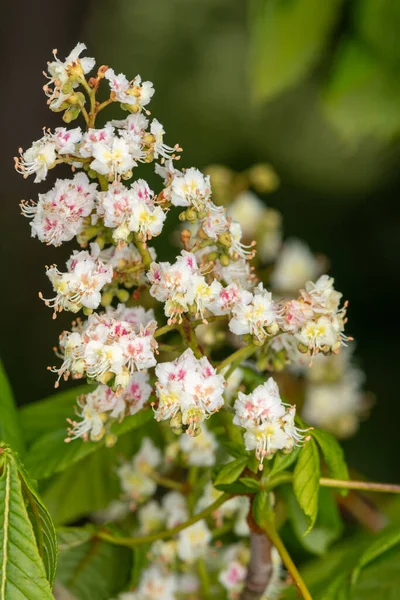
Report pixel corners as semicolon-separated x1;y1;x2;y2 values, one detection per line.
25;409;153;480
311;428;348;495
288;487;343;555
351;525;400;585
269;446;300;477
249;0;343;101
252;490;273;531
0;361;25;456
19;384;92;446
293;438;320;532
238;477;261;492
57;531;132;600
0;448;54;598
351;547;400;600
213;457;249;486
17;461;58;587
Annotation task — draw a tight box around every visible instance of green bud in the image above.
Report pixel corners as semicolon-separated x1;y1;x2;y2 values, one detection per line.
62;105;81;123
87;169;98;179
178;211;187;222
297;343;309;354
185;208;197;222
82;307;93;316
95;235;106;250
105;433;118;448
219;254;230;267
61;82;73;94
218;232;232;247
122;169;133;181
208;251;218;262
116;289;130;303
101;291;114;307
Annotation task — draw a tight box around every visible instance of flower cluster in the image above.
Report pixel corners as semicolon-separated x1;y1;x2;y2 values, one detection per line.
54;305;157;389
154;349;225;436
234;378;305;469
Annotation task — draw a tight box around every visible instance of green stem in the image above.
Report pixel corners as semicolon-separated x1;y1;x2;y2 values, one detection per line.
197;557;211;598
217;343;258;374
320;478;400;494
97;493;231;548
154;323;178;339
97;174;109;192
148;471;187;493
79;76;96;127
133;233;152;270
264;523;312;600
97;97;113;113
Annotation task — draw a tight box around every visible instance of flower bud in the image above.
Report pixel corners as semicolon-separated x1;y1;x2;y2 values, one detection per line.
297;343;309;354
179;211;187;222
208;251;218;262
101;291;114;307
219;254;230;266
218;232;232;247
62;105;81;123
115;367;130;390
116;289;130;303
62;82;73;95
185;208;197;222
105;433;118;448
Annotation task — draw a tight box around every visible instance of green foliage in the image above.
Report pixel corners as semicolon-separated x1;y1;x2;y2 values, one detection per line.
252;490;273;531
249;0;343;101
351;525;400;585
19;384;92;445
238;477;261;492
311;427;349;494
0;447;55;598
355;0;400;68
323;38;400;140
293;438;320;533
25;409;153;480
213;456;249;486
287;487;343;555
56;527;132;600
0;361;25;456
269;446;300;477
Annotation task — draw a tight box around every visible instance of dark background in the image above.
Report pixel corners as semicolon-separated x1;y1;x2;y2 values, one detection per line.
1;0;399;480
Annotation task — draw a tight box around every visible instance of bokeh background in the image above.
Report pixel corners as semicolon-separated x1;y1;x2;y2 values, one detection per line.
1;0;399;481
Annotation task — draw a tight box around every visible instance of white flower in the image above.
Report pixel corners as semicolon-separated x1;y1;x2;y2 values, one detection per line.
137;500;166;534
228;221;256;260
179;425;218;466
150;119;176;159
21;172;97;245
303;374;365;438
233;378;303;469
162;491;189;528
177;520;212;563
118;566;177;600
208;282;252;316
117;438;161;505
219;560;247;594
104;68;132;103
97;180;165;243
91;135;134;177
148;250;219;322
154;348;225;435
42;243;113;315
54;306;158;388
79;125;114;157
171;167;211;209
227;190;266;238
45;43;95;107
271;238;319;292
15;135;57;182
201;203;229;239
229;282;280;342
66;392;106;442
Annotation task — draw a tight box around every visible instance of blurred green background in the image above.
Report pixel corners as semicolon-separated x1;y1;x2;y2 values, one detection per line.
1;0;399;480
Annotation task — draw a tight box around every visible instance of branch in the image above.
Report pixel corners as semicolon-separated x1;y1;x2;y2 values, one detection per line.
320;478;400;494
240;532;273;600
97;492;231;548
217;343;258;374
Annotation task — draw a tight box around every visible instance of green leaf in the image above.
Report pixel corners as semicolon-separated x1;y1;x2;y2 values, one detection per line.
323;38;400;140
219;440;249;459
0;361;25;456
17;461;58;587
293;438;320;532
0;448;54;598
269;446;300;477
25;409;153;480
57;527;95;551
130;545;150;588
351;525;400;585
351;547;400;600
252;490;273;531
249;0;343;101
213;456;249;486
57;529;132;600
238;477;261;492
356;0;400;68
311;428;348;495
19;384;92;446
288;487;343;555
